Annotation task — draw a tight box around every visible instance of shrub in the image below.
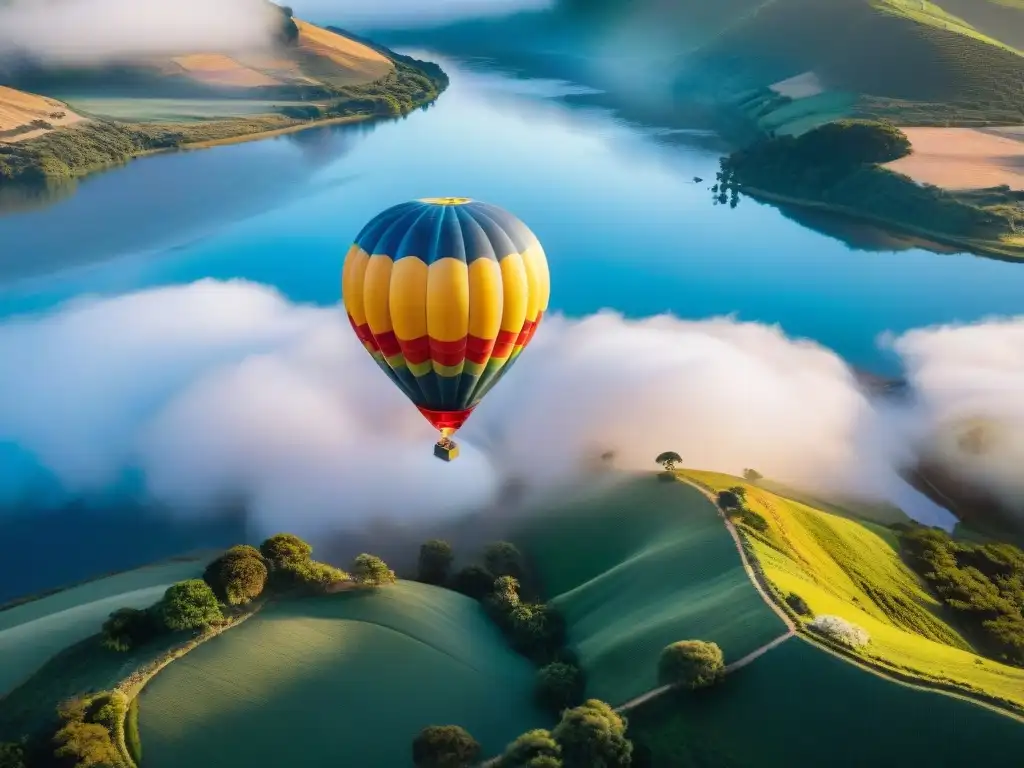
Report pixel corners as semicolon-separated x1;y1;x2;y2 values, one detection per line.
535;662;585;714
657;640;725;690
412;725;480;768
259;533;313;566
53;721;122;768
809;615;871;648
352;553;396;586
418;539;455;585
101;606;161;652
158;579;223;631
490;576;522;613
717;490;742;510
277;560;350;593
500;729;561;767
450;565;496;600
0;742;26;768
204;546;268;605
552;699;632;768
484;541;524;579
785;592;813;617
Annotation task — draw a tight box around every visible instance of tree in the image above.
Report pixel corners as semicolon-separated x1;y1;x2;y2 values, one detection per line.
276;560;350;593
412;725;480;768
484;541;524;579
101;606;160;652
655;452;681;471
418;539;454;585
0;741;26;768
535;662;585;713
797;120;912;167
552;699;632;768
716;489;743;511
501;729;561;767
658;640;725;690
742;468;763;483
352;553;396;586
451;565;496;600
259;533;312;566
159;580;223;631
204;546;268;605
491;575;521;612
53;721;121;768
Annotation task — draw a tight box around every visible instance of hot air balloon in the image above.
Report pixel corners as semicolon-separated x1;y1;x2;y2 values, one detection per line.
342;197;550;461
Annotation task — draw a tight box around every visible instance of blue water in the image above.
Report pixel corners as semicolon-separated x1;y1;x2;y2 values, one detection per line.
3;54;1023;375
2;53;1024;598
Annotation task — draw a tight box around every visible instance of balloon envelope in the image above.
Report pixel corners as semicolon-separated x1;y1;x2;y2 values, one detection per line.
342;197;550;435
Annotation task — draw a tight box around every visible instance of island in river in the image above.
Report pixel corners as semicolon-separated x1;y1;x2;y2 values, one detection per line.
0;6;447;187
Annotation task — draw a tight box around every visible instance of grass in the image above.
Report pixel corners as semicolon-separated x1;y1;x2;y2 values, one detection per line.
0;558;204;697
681;470;1024;712
61;97;322;122
137;581;547;766
513;475;787;705
125;696;142;765
628;637;1024;768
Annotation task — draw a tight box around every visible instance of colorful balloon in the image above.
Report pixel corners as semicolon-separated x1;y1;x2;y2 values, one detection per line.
342;197;550;453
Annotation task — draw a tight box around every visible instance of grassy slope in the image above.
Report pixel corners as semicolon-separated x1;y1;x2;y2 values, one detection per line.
138;582;547;766
0;558;204;697
682;470;1024;712
513;476;786;705
628;638;1024;768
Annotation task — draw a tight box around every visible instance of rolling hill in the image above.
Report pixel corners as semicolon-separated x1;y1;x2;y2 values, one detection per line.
512;476;788;704
136;582;548;766
0;9;447;184
628;637;1024;767
681;470;1024;712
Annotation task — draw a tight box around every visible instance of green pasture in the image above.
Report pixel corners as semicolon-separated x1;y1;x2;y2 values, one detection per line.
515;475;787;705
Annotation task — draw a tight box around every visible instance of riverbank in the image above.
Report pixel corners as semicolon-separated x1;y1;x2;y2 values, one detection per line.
0;54;448;188
719;120;1024;262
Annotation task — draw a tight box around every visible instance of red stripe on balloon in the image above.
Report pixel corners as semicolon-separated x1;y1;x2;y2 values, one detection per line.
373;330;402;358
465;335;496;365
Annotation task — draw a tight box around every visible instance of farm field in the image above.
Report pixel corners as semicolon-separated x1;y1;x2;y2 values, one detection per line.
628;637;1024;768
0;558;204;696
60;97;318;122
138;581;548;766
514;475;787;705
681;470;1024;712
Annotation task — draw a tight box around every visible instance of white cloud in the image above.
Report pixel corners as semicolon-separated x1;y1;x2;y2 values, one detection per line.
3;279;1021;540
0;0;281;64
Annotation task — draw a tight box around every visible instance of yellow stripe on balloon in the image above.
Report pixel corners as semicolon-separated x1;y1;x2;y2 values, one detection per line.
363;254;394;336
390;257;429;342
342;245;369;325
522;246;551;315
427;257;470;342
467;258;503;340
498;252;528;333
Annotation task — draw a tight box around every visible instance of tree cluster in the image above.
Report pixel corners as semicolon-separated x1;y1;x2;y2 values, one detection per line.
100;533;385;654
900;526;1024;666
414;699;634;768
417;539;525;598
50;693;130;768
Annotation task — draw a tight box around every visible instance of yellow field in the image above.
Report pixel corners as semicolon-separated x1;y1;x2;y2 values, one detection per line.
293;19;394;86
0;86;82;141
170;54;283;88
681;470;1024;712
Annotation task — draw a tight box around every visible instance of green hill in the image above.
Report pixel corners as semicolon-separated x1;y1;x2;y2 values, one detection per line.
137;581;547;766
681;470;1024;712
628;637;1024;767
0;558;205;697
512;476;788;705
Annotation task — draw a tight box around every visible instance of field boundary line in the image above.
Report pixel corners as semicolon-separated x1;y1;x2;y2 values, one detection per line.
678;474;1024;723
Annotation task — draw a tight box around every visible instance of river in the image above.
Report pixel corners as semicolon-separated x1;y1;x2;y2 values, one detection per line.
1;52;1022;598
